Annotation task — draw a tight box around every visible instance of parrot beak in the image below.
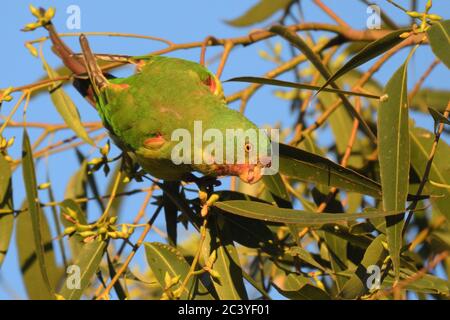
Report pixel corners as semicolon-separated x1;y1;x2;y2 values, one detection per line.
236;155;273;184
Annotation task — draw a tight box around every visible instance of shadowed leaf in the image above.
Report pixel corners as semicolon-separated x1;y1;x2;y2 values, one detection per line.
273;273;330;300
0;155;13;269
207;215;248;300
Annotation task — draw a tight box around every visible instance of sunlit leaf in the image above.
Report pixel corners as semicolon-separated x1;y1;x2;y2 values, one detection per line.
270;25;376;142
411;89;450;113
60;240;107;300
279;143;381;198
377;49;415;280
22;131;54;298
317;29;409;93
427;20;450;68
144;242;211;300
339;235;387;299
0;155;13;269
42;56;96;147
383;268;450;295
16;202;60;300
215;200;414;225
226;0;292;27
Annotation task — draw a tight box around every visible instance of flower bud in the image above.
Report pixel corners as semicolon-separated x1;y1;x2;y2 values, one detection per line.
29;4;41;18
38;182;51;190
64;226;76;236
206;194;220;206
25;42;38;57
44;7;56;21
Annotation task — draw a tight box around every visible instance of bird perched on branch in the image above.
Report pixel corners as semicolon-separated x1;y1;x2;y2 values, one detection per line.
26;7;272;185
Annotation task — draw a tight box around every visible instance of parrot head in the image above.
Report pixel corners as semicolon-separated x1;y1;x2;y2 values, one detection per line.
104;56;274;184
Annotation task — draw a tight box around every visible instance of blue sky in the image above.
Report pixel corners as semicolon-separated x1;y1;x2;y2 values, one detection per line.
0;0;448;299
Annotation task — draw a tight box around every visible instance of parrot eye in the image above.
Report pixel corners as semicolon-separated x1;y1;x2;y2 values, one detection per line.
244;143;253;153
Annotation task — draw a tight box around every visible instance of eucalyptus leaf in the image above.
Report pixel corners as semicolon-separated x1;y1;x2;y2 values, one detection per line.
377;48;415;280
22;131;54;298
60;240;107;300
144;242;211;300
215;200;415;225
279;143;381;198
0;154;13;269
42;56;96;147
226;0;293;27
317;29;409;93
427;20;450;68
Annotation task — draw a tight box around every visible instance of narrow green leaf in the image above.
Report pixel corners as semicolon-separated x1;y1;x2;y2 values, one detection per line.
273;273;330;300
382;268;450;295
428;107;450;133
262;173;292;208
17;202;60;300
60;240;107;300
287;246;327;272
339;235;387;299
411;89;450;113
279;143;381;198
22;131;54;298
226;77;380;99
270;25;377;142
42;57;96;146
427;20;450;68
318;29;409;93
208;216;248;300
410;126;450;219
322;232;348;292
0;155;13;268
215;200;415;225
222;214;279;255
144;242;211;300
316;79;366;169
226;0;292;27
377;49;415;279
105;164;128;218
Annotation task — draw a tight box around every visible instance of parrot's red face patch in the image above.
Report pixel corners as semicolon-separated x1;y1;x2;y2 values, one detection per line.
143;134;166;149
203;75;216;94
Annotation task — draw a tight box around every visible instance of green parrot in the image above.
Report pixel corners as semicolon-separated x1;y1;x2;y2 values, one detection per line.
44;23;272;185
